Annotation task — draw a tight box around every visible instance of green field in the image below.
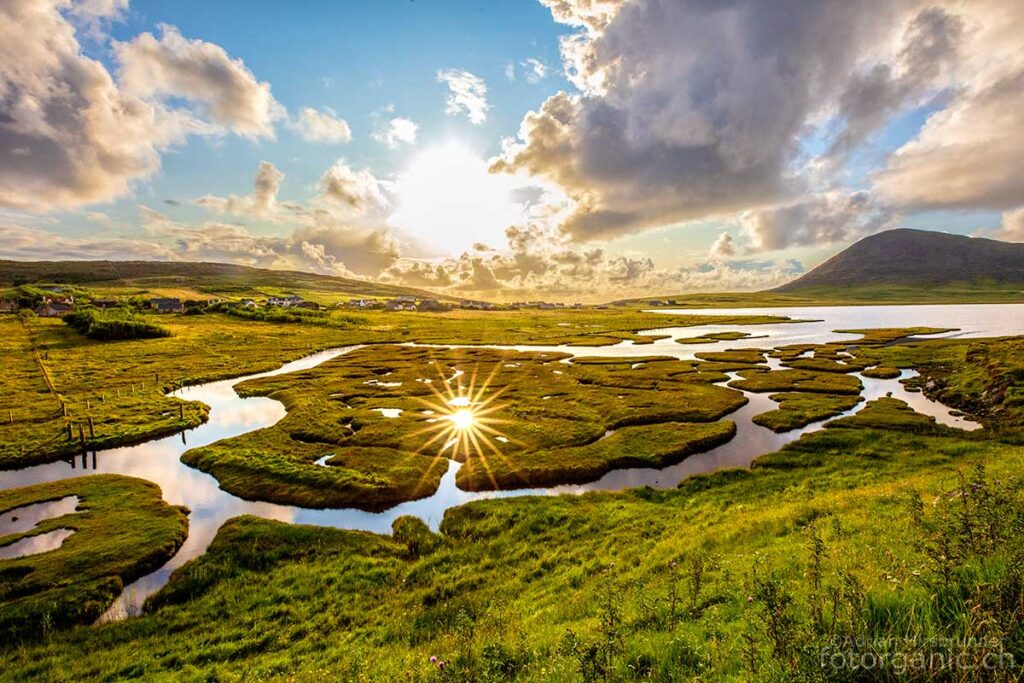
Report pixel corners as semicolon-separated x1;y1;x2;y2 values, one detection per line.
0;291;1023;680
618;283;1024;309
0;307;790;469
0;334;1021;680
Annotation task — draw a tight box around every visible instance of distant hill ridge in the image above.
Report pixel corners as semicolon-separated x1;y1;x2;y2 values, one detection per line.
776;229;1024;292
0;260;434;299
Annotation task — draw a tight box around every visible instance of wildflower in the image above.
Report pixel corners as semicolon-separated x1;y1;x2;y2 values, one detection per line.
429;656;437;664
747;595;754;603
438;660;447;669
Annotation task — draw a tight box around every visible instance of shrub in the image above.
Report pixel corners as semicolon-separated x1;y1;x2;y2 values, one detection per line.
62;308;171;341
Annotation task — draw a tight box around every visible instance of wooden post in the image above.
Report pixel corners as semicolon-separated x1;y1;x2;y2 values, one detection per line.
8;410;12;424
86;399;91;411
179;404;184;420
78;424;86;451
88;417;95;439
67;422;73;440
61;401;67;417
131;384;135;396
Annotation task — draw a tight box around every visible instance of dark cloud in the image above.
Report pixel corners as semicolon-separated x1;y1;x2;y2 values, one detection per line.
496;0;916;241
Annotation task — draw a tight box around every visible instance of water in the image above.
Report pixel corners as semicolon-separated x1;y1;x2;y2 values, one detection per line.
0;304;1008;619
0;528;76;560
0;496;80;561
0;496;79;537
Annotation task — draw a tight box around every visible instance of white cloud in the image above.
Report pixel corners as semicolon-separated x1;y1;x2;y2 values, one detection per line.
114;23;284;139
0;0;198;212
872;69;1024;212
494;0;1024;254
740;191;894;252
372;116;418;148
195;161;287;218
319;159;389;215
287;107;352;144
382;222;802;301
437;69;490;125
989;208;1024;243
522;58;549;84
709;233;737;260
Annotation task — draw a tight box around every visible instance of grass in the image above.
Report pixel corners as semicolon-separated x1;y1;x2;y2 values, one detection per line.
752;392;862;433
181;346;747;506
616;283;1024;308
0;475;187;641
0;308;792;469
860;365;902;379
1;314;1023;679
3;413;1023;680
729;368;863;395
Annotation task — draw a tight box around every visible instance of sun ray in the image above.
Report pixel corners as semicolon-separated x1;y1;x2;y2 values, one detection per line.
401;360;517;477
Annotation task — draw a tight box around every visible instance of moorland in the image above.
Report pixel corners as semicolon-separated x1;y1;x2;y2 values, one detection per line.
0;264;1023;681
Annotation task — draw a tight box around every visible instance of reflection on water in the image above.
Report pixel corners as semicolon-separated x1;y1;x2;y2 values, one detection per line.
0;305;1007;619
0;496;79;537
0;528;76;560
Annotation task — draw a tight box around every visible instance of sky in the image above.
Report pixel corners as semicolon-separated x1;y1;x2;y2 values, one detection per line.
1;0;1023;302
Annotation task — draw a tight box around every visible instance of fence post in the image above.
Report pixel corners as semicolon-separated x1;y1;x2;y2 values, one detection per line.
88;417;95;439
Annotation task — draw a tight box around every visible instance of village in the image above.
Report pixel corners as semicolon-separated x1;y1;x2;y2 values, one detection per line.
0;288;592;317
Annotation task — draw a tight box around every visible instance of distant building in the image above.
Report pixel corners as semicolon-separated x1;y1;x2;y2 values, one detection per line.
385;299;416;311
417;298;447;312
35;301;74;317
0;299;18;313
151;297;183;314
268;295;303;307
345;298;380;309
239;298;257;308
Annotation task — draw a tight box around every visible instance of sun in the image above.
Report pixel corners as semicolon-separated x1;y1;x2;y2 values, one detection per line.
388;141;526;254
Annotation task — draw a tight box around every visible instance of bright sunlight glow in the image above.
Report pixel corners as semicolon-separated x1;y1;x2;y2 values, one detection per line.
450;409;475;430
389;142;526;254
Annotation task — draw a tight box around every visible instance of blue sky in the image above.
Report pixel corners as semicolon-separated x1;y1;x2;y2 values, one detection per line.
70;0;568;236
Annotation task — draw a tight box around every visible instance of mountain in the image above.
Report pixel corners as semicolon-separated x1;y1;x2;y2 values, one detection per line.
776;229;1024;292
0;260;437;299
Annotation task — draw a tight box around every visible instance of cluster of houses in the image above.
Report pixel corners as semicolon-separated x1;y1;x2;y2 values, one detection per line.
341;297;589;312
0;287;605;318
239;295;320;310
344;296;445;311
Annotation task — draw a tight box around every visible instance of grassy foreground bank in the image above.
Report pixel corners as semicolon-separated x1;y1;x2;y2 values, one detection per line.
0;475;188;641
0;335;1020;680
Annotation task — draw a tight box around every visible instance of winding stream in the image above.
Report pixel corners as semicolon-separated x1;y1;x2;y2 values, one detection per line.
1;304;1016;620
